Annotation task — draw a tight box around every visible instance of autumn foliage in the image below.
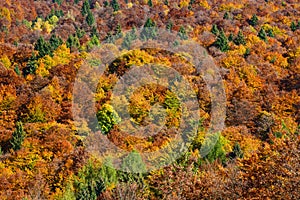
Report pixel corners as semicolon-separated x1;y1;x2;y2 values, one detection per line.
0;0;299;199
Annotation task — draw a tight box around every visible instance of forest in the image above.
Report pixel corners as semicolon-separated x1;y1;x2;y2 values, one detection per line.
0;0;299;199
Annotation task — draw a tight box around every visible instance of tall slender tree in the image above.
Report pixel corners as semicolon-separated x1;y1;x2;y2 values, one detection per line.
81;0;90;16
211;24;219;35
10;122;26;151
234;30;246;45
249;14;258;26
178;26;188;40
140;18;157;40
258;28;267;41
214;30;229;52
110;0;120;12
86;9;95;26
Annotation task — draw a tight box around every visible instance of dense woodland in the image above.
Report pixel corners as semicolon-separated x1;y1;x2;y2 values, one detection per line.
0;0;299;199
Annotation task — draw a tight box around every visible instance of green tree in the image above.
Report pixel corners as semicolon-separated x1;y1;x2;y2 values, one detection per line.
104;0;109;7
148;0;153;7
211;24;219;35
34;36;52;58
234;30;246;45
244;47;251;58
178;26;188;40
214;30;229;52
74;161;105;200
267;29;275;37
86;9;95;26
105;31;115;43
249;14;258;26
76;27;86;38
121;26;137;49
87;35;100;50
10;122;26;151
96;104;121;134
290;21;297;32
81;0;90;16
67;34;80;49
23;54;38;76
188;0;195;10
99;158;117;187
164;0;169;5
228;142;244;159
115;23;123;39
166;21;173;32
90;26;99;37
110;0;120;12
228;33;234;41
121;150;147;179
258;28;267;41
53;0;63;5
14;65;20;75
203;134;228;164
140;18;157;40
49;34;63;50
223;11;230;19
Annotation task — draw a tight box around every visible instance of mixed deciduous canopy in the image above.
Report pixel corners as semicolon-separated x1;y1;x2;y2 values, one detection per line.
0;0;299;199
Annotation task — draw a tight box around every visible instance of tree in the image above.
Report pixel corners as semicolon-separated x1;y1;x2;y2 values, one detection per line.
121;27;137;49
105;32;115;43
164;0;169;5
49;34;63;51
99;159;117;187
104;0;109;6
223;11;230;20
14;65;20;75
228;33;234;41
23;54;38;76
244;47;251;58
76;27;86;38
110;0;120;12
214;29;229;52
90;26;99;37
148;0;153;7
34;36;52;58
115;23;123;39
228;142;244;159
86;35;100;51
258;28;267;41
86;9;95;26
81;0;90;16
211;24;219;35
234;30;246;45
249;14;258;26
87;35;100;50
188;0;195;10
67;34;80;49
74;161;105;200
140;18;157;40
10;121;26;151
121;150;146;178
53;0;63;5
267;29;274;37
96;104;121;134
166;21;173;32
290;21;297;31
178;26;188;40
203;134;228;165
